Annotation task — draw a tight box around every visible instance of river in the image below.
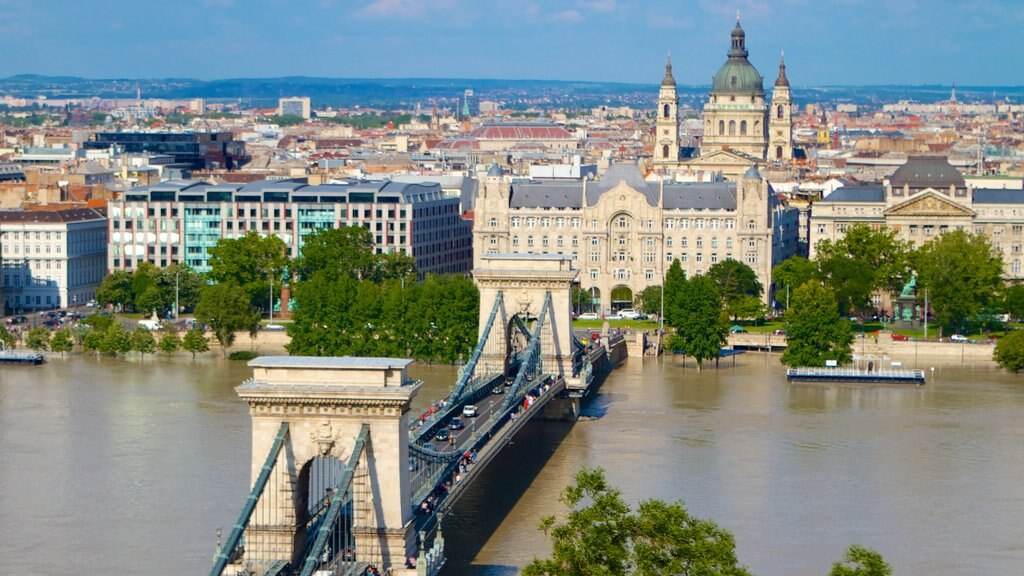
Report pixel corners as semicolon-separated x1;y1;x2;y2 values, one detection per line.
1;353;1022;575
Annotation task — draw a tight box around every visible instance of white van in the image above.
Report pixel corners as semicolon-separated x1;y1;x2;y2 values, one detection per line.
138;320;162;331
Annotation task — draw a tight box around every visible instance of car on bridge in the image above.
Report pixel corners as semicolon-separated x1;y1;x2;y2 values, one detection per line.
462;405;479;418
448;417;464;430
435;428;451;442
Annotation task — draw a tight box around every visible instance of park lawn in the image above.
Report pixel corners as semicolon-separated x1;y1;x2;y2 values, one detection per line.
572;319;660;330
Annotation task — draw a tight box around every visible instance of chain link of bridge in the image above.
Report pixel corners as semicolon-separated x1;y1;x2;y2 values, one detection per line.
212;254;621;576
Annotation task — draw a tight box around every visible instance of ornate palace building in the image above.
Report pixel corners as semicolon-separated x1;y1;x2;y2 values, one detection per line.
810;156;1024;280
472;162;800;312
654;16;794;179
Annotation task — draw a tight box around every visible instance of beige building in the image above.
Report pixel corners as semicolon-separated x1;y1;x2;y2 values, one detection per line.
810;156;1024;280
655;17;794;179
473;162;800;311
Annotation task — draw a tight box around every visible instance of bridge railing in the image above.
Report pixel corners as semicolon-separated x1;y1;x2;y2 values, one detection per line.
210;422;290;576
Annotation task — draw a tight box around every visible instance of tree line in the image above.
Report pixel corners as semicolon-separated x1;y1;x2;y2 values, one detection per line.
3;314;209;359
92;227;479;362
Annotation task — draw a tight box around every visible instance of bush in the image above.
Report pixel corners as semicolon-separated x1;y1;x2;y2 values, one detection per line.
228;350;259;361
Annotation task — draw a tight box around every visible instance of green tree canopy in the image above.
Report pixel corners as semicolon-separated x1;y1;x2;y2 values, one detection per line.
0;324;13;349
1004;284;1024;321
667;274;727;369
50;329;73;357
158;331;181;354
829;545;892;576
26;326;51;352
522;467;752;576
781;281;854;367
292;226;414;283
707;259;762;318
913;230;1004;332
182;327;210;359
771;256;820;310
99;324;133;356
817;254;876;317
994;330;1024;373
96;270;134;310
815;223;913;299
206;230;288;312
195;282;261;352
131;327;157;357
637;285;663;316
663;259;687;327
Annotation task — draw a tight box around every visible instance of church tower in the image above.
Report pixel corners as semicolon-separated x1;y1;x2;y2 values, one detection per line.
769;53;793;161
654;53;679;166
702;14;768;160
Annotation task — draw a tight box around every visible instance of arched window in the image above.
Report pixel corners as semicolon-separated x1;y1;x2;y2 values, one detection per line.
740;120;747;136
776;146;783;159
663;104;670;118
719;120;725;135
728;120;736;136
777;105;784;119
662;144;669;159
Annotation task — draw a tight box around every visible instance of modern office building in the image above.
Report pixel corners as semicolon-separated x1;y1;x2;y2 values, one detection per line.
84;132;249;171
0;207;108;312
473;162;800;311
108;178;472;278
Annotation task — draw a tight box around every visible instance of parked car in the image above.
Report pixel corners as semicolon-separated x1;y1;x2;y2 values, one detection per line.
891;333;909;341
619;309;646;320
448;417;464;430
263;324;286;331
137;320;162;331
42;319;61;328
577;312;599;320
434;428;451;442
462;405;479;418
772;329;787;336
950;334;969;342
729;325;747;333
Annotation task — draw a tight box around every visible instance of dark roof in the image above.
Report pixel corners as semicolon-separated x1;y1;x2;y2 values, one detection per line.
662;55;676;87
973;189;1024;204
889;156;965;189
0;207;106;223
663;183;736;210
823;186;886;203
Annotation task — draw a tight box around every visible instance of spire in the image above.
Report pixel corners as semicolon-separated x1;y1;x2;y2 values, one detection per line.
729;12;748;60
775;51;790;87
661;51;676;86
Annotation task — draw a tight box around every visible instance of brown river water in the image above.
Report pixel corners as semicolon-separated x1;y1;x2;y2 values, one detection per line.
1;353;1022;575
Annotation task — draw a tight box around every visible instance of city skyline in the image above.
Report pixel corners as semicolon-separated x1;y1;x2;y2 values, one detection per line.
0;0;1021;87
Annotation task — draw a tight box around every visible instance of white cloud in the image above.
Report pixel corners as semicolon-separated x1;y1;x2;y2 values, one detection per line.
354;0;456;19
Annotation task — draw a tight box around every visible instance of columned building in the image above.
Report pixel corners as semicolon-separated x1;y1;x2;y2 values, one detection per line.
657;16;796;179
473;162;800;311
810;156;1024;281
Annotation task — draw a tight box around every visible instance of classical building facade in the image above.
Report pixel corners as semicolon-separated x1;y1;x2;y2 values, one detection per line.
473;163;800;311
0;207;108;312
654;17;794;178
810;156;1024;280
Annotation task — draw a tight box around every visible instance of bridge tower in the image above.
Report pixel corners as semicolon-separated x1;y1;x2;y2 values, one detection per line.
473;253;579;387
228;357;421;575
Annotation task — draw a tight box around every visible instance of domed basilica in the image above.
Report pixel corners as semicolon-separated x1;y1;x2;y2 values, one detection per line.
654;15;793;179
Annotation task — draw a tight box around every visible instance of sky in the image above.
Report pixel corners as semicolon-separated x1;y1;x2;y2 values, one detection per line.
0;0;1022;86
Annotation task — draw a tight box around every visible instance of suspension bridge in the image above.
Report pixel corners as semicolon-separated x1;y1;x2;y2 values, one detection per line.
210;255;625;576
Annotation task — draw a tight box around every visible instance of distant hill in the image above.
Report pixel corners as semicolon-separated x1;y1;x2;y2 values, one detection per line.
0;74;1019;109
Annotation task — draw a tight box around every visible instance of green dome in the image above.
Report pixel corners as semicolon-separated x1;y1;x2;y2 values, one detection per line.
710;19;764;96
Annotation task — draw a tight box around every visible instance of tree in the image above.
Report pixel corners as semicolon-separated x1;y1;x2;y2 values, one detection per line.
782;281;854;367
771;256;820;310
707;259;762;319
158;264;203;314
663;259;687;327
26;326;51;352
81;313;115;333
829;545;892;576
95;270;134;310
82;327;104;355
292;226;414;283
730;295;767;323
1004;284;1024;321
522;467;752;576
195;282;261;353
637;285;663;316
994;330;1024;373
815;223;913;302
50;329;73;357
817;254;875;317
914;230;1004;332
0;324;13;349
668;274;727;370
131;327;157;357
69;323;91;346
206;230;288;313
131;262;162;313
99;324;133;356
158;331;181;355
182;327;210;359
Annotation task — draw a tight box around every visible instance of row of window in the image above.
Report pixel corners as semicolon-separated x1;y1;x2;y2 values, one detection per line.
114;205;416;220
502;217;742;230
